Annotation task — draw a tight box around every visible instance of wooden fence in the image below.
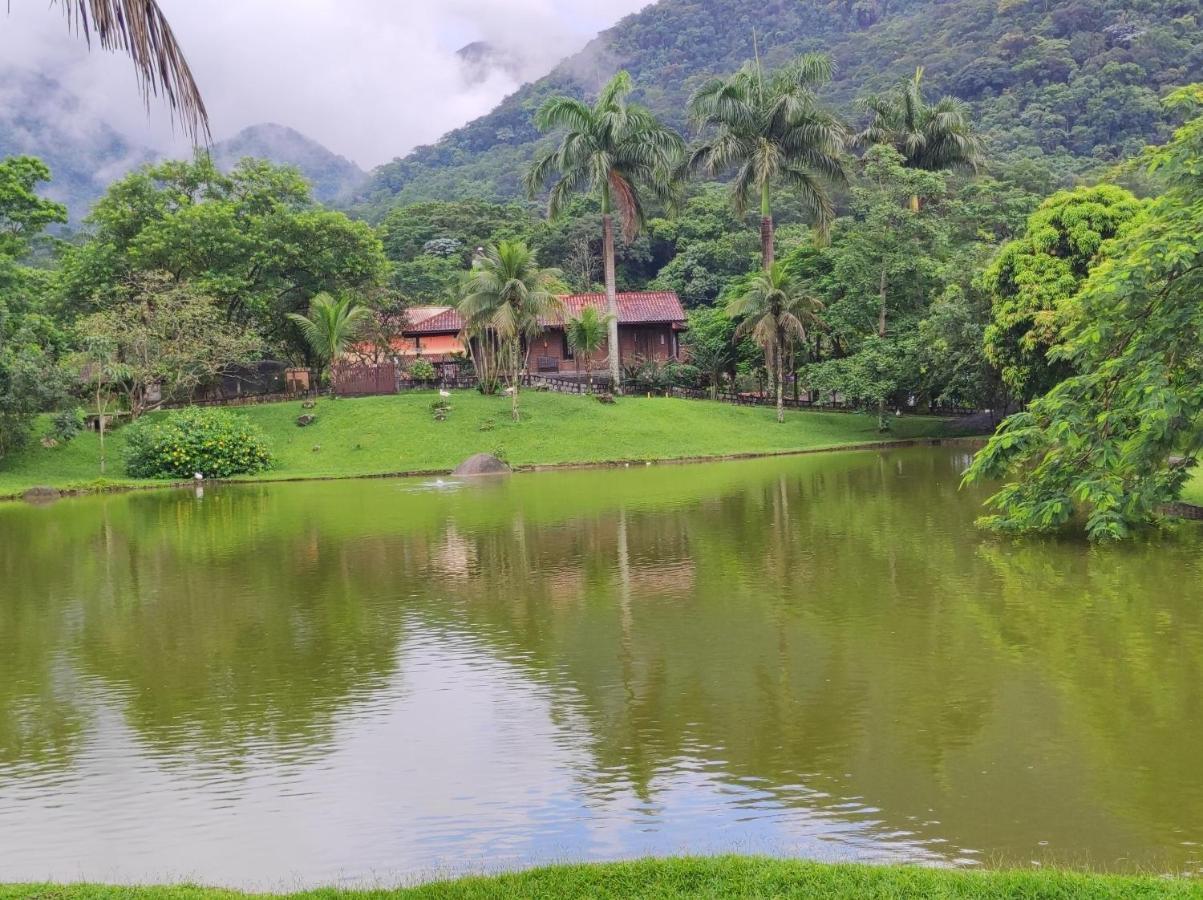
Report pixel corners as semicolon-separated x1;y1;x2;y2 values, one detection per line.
333;362;397;397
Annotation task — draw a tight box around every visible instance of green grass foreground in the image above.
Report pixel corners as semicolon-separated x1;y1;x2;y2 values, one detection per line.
4;858;1202;899
0;391;962;500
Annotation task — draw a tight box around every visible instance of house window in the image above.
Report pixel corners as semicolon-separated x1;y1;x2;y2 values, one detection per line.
660;333;666;345
562;331;573;359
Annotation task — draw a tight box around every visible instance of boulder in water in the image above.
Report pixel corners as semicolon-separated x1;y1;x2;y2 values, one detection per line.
452;453;511;476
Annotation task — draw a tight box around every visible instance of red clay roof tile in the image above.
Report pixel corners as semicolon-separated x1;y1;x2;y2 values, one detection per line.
403;292;686;335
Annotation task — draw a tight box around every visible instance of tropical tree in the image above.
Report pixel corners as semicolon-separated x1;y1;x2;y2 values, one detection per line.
564;306;612;393
726;263;824;423
41;0;208;141
981;184;1143;402
526;70;683;391
287;293;372;396
76;274;262;417
70;333;125;476
963;88;1203;541
457;241;563;421
686;53;847;271
854;67;985;209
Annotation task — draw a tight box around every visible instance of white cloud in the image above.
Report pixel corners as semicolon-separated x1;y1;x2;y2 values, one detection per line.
0;0;652;168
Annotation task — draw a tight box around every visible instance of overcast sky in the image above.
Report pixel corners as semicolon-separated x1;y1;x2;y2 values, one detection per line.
0;0;652;168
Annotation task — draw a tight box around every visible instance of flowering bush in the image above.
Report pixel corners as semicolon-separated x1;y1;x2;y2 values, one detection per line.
124;407;273;479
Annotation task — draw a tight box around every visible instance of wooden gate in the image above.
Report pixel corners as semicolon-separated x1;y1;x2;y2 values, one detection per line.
332;362;397;397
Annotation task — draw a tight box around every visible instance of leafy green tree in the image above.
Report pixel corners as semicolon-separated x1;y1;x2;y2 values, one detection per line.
854;67;985;210
526;71;683;390
379;199;533;265
726;263;823;423
457;241;563;420
803;147;949;429
686;54;846;269
981;184;1144;401
58;155;387;359
564;306;611;392
0;157;68;257
964;88;1203;541
69;332;124;475
77;274;263;417
287;293;372;397
0;157;70;462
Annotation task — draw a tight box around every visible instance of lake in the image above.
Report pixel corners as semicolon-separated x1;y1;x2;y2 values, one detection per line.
1;446;1201;888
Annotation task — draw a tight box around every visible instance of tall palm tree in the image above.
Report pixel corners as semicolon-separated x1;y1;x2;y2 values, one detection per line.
287;293;372;397
43;0;209;141
686;53;847;271
457;241;563;421
726;263;824;423
854;67;985;209
564;305;612;394
526;71;683;392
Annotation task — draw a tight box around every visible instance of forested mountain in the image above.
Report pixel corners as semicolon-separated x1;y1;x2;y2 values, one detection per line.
354;0;1203;218
0;69;156;222
0;70;365;218
209;124;367;205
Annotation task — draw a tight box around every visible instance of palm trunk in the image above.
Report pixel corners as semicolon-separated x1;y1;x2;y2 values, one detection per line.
602;213;621;393
775;341;784;424
878;266;888;431
96;384;107;476
511;339;521;422
760;183;774;272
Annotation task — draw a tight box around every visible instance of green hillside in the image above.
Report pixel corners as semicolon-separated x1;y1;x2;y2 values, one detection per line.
354;0;1203;218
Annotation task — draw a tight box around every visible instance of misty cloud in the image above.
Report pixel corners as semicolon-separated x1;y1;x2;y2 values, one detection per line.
0;0;651;168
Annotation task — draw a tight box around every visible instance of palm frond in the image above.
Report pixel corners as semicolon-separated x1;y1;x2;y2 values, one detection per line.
55;0;209;142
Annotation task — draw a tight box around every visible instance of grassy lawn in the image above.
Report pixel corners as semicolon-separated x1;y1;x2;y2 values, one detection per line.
0;391;963;499
4;858;1202;899
1182;471;1203;506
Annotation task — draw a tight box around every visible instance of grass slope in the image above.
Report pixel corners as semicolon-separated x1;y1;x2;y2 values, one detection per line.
0;391;958;500
5;858;1203;899
1182;472;1203;507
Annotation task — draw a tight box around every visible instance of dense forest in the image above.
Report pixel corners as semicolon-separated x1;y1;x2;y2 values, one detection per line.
355;0;1203;214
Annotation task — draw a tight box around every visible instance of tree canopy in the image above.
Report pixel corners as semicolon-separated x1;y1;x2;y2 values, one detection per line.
965;88;1203;540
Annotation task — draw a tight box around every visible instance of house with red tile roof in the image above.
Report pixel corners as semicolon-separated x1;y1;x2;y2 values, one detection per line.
392;291;687;375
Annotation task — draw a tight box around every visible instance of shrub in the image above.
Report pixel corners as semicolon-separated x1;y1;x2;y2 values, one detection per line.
661;362;702;389
409;359;437;382
124;407;273;479
51;408;86;444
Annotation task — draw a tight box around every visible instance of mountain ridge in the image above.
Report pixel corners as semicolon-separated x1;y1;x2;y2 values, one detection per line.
352;0;1203;218
0;72;368;220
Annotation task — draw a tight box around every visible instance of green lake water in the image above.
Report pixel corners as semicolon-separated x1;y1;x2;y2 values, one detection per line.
1;446;1201;887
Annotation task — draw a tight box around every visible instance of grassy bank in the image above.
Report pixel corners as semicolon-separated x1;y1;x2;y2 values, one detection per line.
5;858;1202;899
1182;471;1203;507
0;391;962;500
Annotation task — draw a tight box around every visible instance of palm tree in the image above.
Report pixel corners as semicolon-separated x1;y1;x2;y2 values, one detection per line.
686;53;847;271
287;293;372;397
564;306;613;394
854;67;985;210
526;71;683;392
457;241;563;422
686;341;735;401
726;263;824;423
45;0;209;141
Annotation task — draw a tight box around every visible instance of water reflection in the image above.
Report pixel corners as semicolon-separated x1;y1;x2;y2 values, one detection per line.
0;447;1201;887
